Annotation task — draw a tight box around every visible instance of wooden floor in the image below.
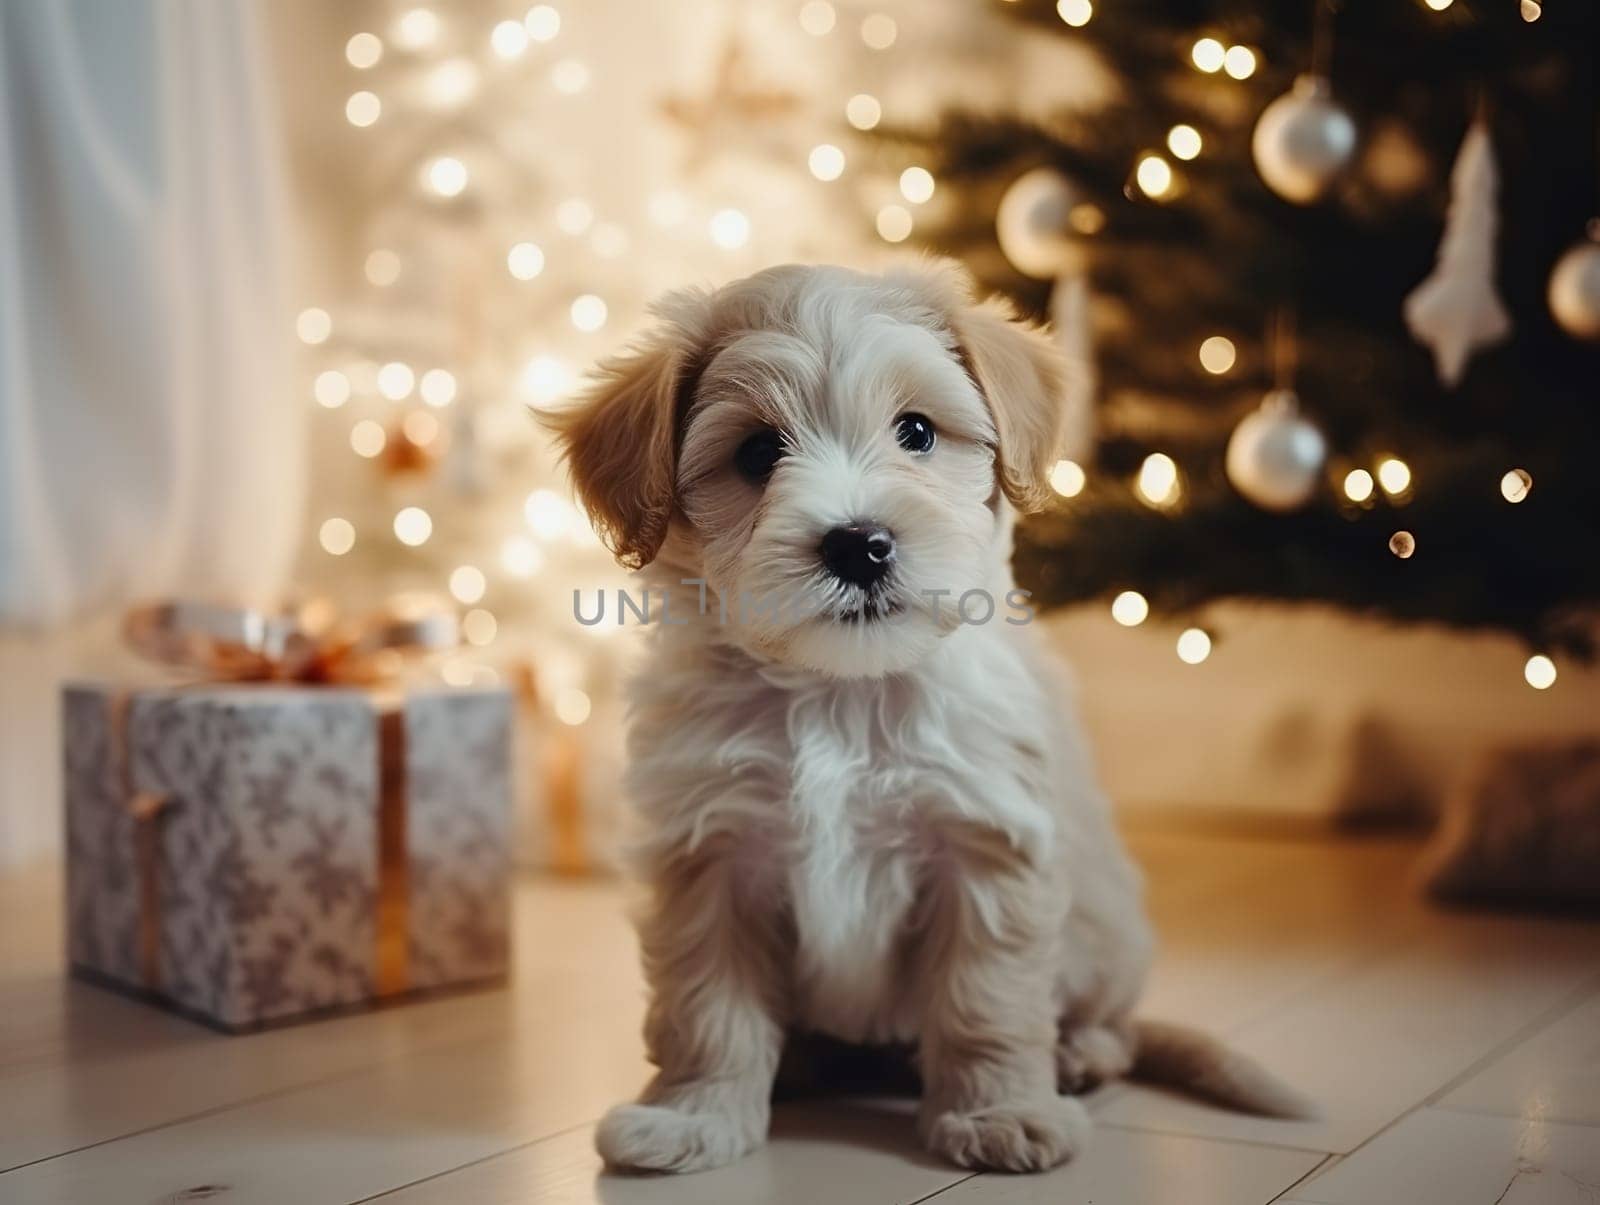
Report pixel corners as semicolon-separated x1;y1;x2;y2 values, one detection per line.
2;830;1598;1204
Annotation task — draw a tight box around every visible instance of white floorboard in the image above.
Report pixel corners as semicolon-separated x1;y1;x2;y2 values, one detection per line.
1437;991;1600;1127
373;1104;972;1205
923;1126;1325;1205
1287;1107;1600;1205
1097;913;1600;1152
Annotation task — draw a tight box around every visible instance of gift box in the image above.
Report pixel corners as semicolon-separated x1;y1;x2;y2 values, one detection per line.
63;680;512;1030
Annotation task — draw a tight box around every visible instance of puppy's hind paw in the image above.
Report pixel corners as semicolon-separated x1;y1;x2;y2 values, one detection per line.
595;1102;757;1174
1056;1024;1136;1094
922;1095;1090;1173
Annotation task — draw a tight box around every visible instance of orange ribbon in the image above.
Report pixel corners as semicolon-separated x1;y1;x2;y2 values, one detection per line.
108;689;172;989
373;706;411;997
116;601;459;996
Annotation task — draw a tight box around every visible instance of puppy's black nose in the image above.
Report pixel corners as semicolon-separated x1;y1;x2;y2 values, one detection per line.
820;524;895;588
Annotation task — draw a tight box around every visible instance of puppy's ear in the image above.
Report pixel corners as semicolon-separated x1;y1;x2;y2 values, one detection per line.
900;262;1068;513
951;297;1068;512
545;290;710;568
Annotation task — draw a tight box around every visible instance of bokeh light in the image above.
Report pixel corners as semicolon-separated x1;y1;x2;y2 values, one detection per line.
491;20;529;58
1524;654;1557;690
420;369;457;407
1377;457;1412;496
520;355;574;405
809;144;846;181
1500;469;1532;503
860;14;897;49
318;518;355;556
377;361;415;401
314;370;351;409
392;506;433;546
1136;154;1173;198
427;59;480;108
1050;459;1086;498
1167;124;1203;160
345;32;383;69
463;608;498;646
393;8;440;50
709;208;751;249
525;5;560;41
1176;628;1212;664
555;687;592;725
426;156;468;197
1198;335;1236;374
1191;37;1225;72
799;1;836;36
1111;590;1149;626
876;204;913;242
1057;0;1093;27
1137;453;1181;507
899;166;936;204
570;294;608;332
449;565;487;605
1223;45;1258;79
345;92;381;127
350;420;386;458
296;308;331;344
846;94;882;130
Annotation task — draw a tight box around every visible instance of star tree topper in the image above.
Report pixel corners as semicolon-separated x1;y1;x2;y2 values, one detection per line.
659;29;802;172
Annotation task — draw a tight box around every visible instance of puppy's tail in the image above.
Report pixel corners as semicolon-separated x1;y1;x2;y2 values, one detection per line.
1131;1020;1318;1120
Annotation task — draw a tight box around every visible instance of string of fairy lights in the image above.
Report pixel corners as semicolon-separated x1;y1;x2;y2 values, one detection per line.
1015;0;1559;690
301;7;606;718
302;12;924;550
298;0;1567;699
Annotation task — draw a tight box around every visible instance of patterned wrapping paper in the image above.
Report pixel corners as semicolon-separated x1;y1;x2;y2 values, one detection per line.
62;682;511;1030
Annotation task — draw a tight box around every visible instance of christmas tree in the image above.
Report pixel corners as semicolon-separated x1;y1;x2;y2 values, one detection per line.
874;0;1600;673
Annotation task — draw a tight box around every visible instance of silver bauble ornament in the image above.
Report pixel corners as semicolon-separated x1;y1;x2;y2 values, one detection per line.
1225;390;1328;511
1548;224;1600;340
997;168;1089;279
1251;75;1357;205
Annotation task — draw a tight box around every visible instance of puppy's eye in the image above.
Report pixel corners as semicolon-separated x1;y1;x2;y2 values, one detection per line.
734;427;787;484
894;412;936;455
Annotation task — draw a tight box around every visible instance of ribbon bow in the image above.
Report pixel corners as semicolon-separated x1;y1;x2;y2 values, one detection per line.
122;599;459;683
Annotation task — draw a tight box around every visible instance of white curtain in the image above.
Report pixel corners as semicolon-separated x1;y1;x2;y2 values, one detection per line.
0;0;298;867
0;0;300;626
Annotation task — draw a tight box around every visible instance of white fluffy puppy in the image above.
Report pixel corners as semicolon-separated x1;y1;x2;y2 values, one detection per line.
553;262;1307;1175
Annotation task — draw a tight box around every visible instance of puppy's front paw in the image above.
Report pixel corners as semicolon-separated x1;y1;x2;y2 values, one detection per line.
921;1095;1090;1173
596;1102;758;1174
